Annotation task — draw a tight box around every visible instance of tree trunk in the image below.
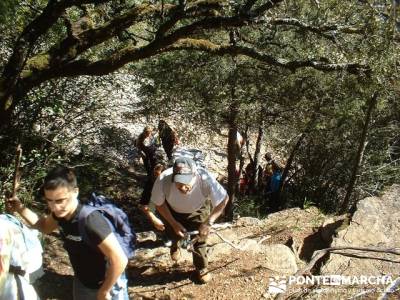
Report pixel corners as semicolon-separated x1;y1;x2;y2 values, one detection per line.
340;92;378;214
279;114;317;209
249;123;264;193
226;112;239;221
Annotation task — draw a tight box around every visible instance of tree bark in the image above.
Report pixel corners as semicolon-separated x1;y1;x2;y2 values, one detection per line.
226;112;239;221
340;92;378;214
249;122;264;193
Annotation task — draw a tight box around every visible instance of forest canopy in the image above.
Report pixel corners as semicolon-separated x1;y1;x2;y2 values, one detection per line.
0;0;399;216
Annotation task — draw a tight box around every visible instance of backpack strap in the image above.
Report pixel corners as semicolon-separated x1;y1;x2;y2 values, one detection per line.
77;205;102;250
78;203;135;259
197;167;213;197
14;272;25;300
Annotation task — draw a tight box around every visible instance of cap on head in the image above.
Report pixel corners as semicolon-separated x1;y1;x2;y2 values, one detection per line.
173;157;196;184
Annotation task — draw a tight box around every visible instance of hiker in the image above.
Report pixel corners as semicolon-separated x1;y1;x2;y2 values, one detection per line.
6;166;130;300
244;161;255;195
136;126;157;176
262;152;275;194
150;157;229;283
158;120;180;160
262;164;273;195
235;131;245;160
268;161;282;212
139;164;166;232
0;214;42;300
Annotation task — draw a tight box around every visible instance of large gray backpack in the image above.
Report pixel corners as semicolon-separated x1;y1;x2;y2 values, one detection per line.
169;147;206;168
162;167;213;201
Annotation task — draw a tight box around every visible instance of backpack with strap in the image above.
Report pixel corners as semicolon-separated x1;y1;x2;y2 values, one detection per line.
169;147;206;168
78;193;136;259
0;214;43;300
162;167;212;201
0;214;43;279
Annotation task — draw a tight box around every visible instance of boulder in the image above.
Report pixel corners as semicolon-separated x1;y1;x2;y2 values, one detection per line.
321;185;400;277
259;244;298;275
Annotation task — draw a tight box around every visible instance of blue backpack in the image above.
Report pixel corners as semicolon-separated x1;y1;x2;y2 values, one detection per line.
78;193;136;259
270;171;282;193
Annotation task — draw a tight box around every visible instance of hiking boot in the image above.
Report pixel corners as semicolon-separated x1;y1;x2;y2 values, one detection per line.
196;268;211;284
170;244;181;261
162;237;172;247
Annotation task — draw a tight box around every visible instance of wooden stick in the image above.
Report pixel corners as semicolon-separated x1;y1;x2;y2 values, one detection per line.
12;144;22;198
378;277;400;300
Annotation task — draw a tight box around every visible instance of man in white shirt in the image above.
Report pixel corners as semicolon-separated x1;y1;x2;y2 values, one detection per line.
151;157;228;283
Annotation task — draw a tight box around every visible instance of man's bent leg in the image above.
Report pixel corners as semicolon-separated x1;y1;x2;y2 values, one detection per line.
192;239;208;270
185;203;210;271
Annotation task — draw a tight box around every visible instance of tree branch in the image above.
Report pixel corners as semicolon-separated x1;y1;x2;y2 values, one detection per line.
251;0;284;16
330;251;400;264
165;38;370;74
0;0;111;115
267;17;364;34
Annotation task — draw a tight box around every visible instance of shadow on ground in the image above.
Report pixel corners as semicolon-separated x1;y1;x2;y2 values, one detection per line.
35;270;73;300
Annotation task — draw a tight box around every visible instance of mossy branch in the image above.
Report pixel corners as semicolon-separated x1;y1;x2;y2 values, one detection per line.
166;38;370;75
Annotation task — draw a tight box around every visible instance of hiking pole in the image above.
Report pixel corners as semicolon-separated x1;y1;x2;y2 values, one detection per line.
12;144;23;198
181;223;244;251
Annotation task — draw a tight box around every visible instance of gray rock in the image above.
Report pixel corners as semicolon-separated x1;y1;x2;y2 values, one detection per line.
321;185;400;277
259;244;299;275
235;217;262;226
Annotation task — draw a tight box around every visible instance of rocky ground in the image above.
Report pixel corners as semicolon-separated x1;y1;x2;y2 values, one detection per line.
32;122;400;300
34;198;400;300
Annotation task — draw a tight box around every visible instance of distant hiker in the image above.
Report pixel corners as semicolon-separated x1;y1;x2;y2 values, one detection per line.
238;168;247;195
244;161;255;195
264;152;273;164
7;166;130;300
262;164;273;195
268;161;282;212
136;126;157;175
235;131;245;160
262;152;275;192
0;214;43;300
150;157;228;283
158;120;180;160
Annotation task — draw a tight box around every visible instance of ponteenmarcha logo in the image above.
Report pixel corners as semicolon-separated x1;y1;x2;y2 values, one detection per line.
268;276;287;294
267;275;394;295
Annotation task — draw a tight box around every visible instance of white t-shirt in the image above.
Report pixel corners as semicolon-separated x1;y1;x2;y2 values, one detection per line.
151;167;227;214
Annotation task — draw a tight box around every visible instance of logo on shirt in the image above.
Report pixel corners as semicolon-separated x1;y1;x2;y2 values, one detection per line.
65;234;82;242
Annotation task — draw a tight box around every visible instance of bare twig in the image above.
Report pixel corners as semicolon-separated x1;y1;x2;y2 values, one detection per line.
213;231;244;251
378;277;400;300
324;246;400;256
258;235;271;244
349;288;376;299
330;251;400;264
12;144;23;198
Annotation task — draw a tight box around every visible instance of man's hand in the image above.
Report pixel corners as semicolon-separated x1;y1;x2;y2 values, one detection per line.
5;196;24;213
151;217;165;231
97;288;111;300
198;222;211;237
172;221;186;238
